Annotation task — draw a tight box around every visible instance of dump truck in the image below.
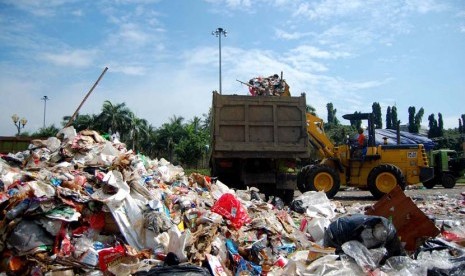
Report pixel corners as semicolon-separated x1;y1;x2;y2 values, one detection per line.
209;91;310;203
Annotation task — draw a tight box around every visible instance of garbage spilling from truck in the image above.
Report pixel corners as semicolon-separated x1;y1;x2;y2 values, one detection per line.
1;127;465;275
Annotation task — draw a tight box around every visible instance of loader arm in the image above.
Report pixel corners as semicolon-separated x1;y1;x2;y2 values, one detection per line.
306;113;335;159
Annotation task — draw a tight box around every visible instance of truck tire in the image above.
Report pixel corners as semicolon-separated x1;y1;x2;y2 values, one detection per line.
441;173;456;189
302;165;340;199
422;179;437;189
367;164;406;199
297;165;312;193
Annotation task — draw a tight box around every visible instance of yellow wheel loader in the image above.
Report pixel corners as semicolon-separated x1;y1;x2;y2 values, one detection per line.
297;112;434;199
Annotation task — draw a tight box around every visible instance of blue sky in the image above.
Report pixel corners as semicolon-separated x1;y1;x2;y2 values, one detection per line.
1;0;464;136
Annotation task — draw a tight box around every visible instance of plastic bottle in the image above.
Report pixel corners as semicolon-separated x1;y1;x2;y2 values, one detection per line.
6;199;30;220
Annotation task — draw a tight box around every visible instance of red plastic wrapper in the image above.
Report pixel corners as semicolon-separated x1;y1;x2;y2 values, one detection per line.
98;244;127;271
211;193;251;229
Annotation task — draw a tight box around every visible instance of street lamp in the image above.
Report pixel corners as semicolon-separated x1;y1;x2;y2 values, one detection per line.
212;27;227;94
11;114;27;135
41;96;49;128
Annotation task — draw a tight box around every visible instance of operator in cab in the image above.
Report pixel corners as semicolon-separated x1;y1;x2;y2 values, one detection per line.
357;128;367;159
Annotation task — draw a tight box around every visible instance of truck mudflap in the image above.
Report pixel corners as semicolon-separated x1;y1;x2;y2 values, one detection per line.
420;166;434;183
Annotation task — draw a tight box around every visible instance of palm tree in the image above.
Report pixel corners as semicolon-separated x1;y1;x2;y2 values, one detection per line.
128;112;149;152
156;115;186;162
62;114;100;132
97;101;131;137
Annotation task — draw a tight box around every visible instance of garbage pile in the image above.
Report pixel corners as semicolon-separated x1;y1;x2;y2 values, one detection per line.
1;127;465;275
246;74;290;96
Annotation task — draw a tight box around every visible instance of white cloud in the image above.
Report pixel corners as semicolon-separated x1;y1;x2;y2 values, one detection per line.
405;0;446;14
275;29;312;40
2;0;79;16
118;23;150;45
40;49;97;67
72;9;83;16
110;64;147;76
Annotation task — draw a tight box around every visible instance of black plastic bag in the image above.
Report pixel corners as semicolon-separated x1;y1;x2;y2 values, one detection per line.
324;214;405;259
134;263;212;276
290;199;306;214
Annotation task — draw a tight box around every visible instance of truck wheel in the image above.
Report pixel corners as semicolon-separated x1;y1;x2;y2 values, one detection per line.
367;164;406;199
297;165;312;193
304;165;340;199
422;179;436;189
441;173;456;189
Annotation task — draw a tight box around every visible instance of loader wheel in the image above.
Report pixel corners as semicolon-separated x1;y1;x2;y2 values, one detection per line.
302;165;340;199
368;164;406;199
441;173;456;189
422;179;437;189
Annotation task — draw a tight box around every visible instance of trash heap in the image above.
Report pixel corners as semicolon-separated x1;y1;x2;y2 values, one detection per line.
1;127;465;275
247;74;289;96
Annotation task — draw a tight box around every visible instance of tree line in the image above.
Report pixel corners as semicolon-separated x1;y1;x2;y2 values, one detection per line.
20;100;465;168
22;100;211;169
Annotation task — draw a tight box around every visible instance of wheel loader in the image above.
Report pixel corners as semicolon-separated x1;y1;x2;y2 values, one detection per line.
297;112;434;199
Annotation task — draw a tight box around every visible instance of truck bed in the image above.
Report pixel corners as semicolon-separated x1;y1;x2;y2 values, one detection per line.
211;92;310;159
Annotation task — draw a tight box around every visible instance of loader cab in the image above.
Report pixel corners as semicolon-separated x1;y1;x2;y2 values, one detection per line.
342;112;377;160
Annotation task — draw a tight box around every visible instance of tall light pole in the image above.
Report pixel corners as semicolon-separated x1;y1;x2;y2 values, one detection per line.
11;114;27;136
212;27;227;94
41;96;49;128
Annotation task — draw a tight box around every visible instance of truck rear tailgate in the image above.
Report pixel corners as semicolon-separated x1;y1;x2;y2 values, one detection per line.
211;92;310;158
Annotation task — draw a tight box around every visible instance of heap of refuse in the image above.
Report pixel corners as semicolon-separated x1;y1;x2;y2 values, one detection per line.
1;127;464;275
247;74;289;96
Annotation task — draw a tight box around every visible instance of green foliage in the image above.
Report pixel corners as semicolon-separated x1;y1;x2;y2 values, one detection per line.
391;106;399;129
306;105;317;116
348;111;362;129
432;129;464;151
428;113;444;139
175;121;209;168
326;102;339;126
325;124;354;145
386;106;392;129
408;106;424;133
372;102;382;129
31;125;60;138
462;115;465;133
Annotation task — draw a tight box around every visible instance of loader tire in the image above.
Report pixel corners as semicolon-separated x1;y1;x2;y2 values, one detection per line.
368;164;406;199
441;173;456;189
302;165;340;199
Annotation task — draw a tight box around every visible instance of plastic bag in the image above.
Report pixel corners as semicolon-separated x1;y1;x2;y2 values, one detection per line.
294;191;335;219
414;238;465;275
134;264;212;276
341;240;387;271
211;193;250;229
323;214;404;260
